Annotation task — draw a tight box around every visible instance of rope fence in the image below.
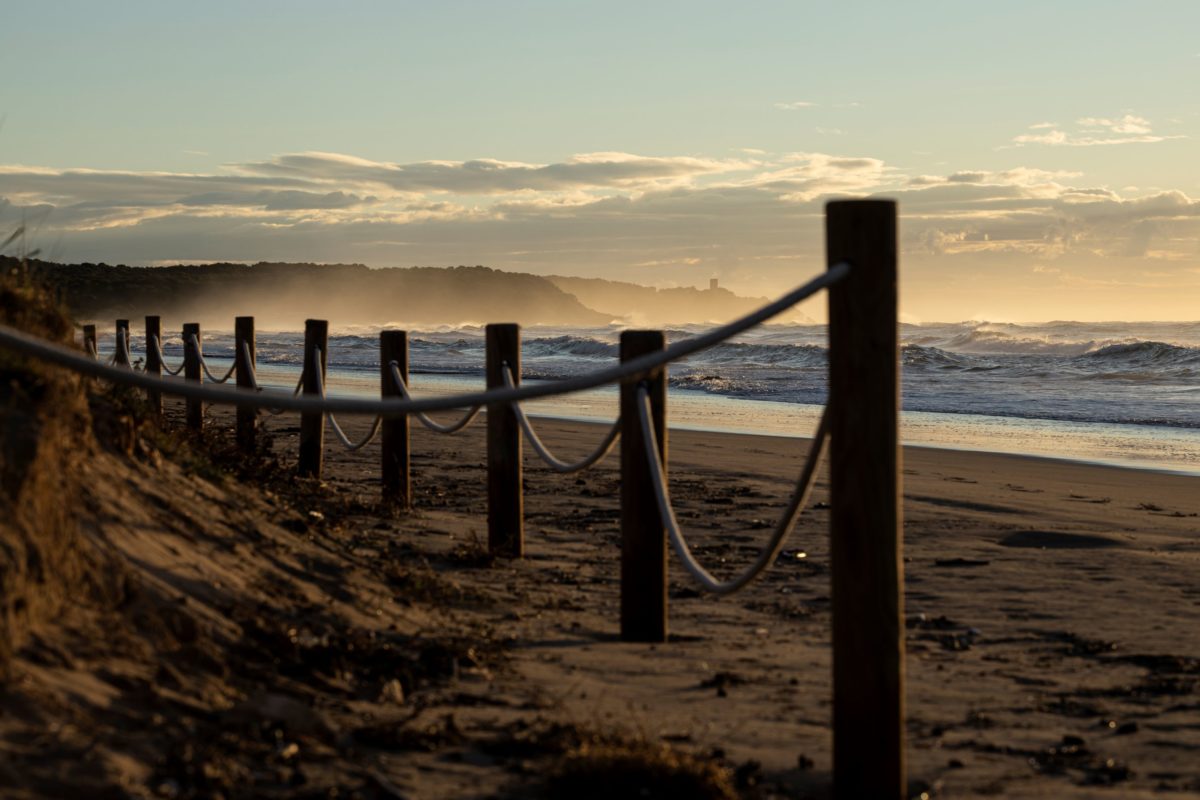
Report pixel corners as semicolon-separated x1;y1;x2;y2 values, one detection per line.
0;200;903;799
390;362;482;434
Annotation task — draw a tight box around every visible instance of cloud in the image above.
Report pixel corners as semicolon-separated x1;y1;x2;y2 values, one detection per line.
1009;114;1184;147
773;101;816;110
4;147;1200;317
234;151;750;194
1077;114;1153;134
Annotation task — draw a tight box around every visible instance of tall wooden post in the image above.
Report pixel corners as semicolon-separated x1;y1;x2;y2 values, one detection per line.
235;316;256;452
114;319;131;367
380;330;411;508
619;330;668;643
82;324;97;358
298;319;328;478
183;322;203;431
486;323;522;557
826;199;904;799
144;315;162;417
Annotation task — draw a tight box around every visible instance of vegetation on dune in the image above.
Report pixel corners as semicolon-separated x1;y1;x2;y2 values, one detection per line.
0;255;115;673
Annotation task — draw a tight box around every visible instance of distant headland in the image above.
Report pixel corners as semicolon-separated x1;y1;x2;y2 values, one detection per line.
12;257;813;329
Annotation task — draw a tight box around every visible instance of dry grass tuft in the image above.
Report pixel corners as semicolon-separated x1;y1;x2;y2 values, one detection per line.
543;738;740;800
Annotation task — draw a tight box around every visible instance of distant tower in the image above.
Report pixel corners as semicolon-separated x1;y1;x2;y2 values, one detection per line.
709;277;719;291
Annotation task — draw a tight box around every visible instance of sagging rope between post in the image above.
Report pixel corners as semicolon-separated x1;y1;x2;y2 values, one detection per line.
311;346;383;451
185;333;236;384
502;364;619;474
149;334;187;376
388;361;482;434
635;384;829;596
238;339;306;415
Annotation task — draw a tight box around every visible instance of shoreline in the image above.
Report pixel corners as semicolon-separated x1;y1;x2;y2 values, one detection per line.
517;408;1200;479
95;336;1200;475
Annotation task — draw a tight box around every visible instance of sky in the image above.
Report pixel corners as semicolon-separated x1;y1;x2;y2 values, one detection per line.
2;0;1198;322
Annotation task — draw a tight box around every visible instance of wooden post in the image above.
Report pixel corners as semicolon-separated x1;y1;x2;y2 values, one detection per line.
380;330;411;508
114;319;131;367
619;330;668;643
235;316;256;452
486;323;522;557
298;319;328;478
144;315;162;417
826;198;904;799
82;324;97;358
183;322;203;431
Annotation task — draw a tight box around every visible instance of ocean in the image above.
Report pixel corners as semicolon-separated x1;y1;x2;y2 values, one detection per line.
107;320;1200;475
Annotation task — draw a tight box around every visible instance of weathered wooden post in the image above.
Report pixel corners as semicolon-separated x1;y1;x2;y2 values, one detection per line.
486;323;522;557
826;198;904;799
619;330;668;643
183;322;203;430
114;319;131;367
298;319;328;478
82;324;97;358
235;316;256;452
380;330;411;508
145;315;163;416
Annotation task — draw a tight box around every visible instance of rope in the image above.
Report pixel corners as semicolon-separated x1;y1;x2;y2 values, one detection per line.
84;338;97;358
150;334;186;376
636;384;829;596
114;332;132;368
328;413;383;450
502;365;619;473
0;264;848;416
186;333;236;383
389;362;481;434
310;345;383;450
240;340;259;390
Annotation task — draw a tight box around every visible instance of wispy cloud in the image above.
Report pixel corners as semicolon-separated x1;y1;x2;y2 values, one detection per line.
773;101;816;110
1009;114;1184;147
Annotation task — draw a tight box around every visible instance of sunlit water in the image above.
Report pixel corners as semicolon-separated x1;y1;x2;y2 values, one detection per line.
102;318;1200;475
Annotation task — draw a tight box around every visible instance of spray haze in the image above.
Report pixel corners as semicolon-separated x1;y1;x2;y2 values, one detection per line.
21;259;801;331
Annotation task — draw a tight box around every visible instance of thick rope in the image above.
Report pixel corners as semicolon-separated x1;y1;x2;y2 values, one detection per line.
239;339;259;390
186;333;236;384
0;264;848;416
114;332;133;369
328;413;382;450
310;346;383;450
389;362;481;434
502;365;619;473
636;385;829;596
150;334;186;376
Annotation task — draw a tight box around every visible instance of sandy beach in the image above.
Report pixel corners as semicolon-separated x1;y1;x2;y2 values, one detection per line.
327;412;1200;797
7;399;1193;798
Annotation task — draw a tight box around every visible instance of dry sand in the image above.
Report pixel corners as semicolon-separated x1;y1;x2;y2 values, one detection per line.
280;411;1200;797
3;403;1199;798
